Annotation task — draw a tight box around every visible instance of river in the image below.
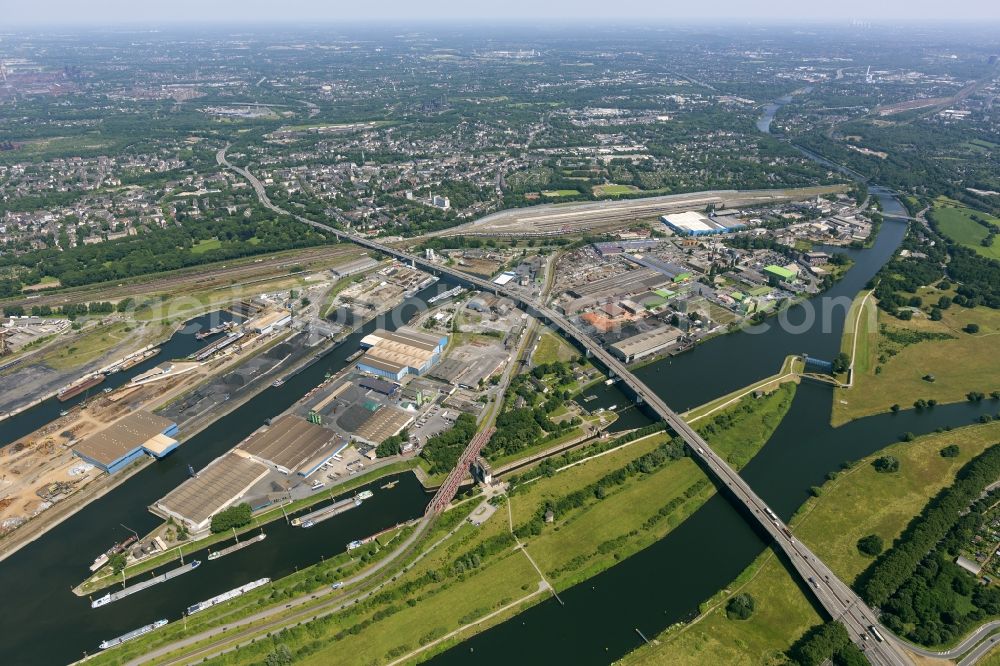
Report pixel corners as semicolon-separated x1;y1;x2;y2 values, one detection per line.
0;310;241;446
427;104;952;663
0;104;963;664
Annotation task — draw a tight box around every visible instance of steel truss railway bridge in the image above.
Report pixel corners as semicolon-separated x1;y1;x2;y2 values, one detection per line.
222;149;913;665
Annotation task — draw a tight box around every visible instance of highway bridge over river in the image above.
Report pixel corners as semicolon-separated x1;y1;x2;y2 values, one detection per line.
220;147;913;665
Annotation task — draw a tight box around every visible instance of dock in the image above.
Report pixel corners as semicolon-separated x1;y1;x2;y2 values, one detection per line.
207;533;266;561
291;497;360;527
92;560;201;608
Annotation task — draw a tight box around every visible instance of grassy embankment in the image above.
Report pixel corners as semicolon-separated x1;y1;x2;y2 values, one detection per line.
76;460;418;596
40;319;173;371
154;378;798;666
833;286;1000;425
623;420;1000;665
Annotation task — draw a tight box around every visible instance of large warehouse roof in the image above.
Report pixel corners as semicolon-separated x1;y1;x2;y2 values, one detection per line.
610;326;683;362
73;411;176;467
153;453;268;532
354;407;415;445
238;414;339;474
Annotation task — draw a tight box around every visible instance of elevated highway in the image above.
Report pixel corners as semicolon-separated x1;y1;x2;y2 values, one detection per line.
221;148;913;664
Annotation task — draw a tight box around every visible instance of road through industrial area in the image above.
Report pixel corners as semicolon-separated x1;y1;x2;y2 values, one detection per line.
219;146;918;664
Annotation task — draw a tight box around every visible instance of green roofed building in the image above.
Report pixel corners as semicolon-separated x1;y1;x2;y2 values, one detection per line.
763;265;796;284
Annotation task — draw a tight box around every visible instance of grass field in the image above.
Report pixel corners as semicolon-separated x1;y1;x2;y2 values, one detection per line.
190;238;223;254
623;420;1000;666
832;293;1000;425
792;421;1000;584
512;383;797;589
541;189;581;197
593;183;639;196
931;199;1000;261
622;548;822;666
297;553;539;666
531;331;577;365
41;320;172;371
839;290;877;377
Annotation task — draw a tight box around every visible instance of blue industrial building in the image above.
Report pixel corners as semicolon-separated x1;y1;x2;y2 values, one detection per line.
356;326;448;381
72;411;179;474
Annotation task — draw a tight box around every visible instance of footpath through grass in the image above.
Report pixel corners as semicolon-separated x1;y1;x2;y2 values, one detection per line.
833;291;1000;425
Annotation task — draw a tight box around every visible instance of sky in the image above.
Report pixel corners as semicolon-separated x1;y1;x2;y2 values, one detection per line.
5;0;1000;26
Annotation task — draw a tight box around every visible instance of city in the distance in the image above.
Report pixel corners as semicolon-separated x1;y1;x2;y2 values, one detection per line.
1;5;1000;666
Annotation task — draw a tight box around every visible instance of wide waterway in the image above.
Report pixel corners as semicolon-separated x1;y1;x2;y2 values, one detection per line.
428;113;967;662
0;310;242;446
0;124;973;664
0;284;457;665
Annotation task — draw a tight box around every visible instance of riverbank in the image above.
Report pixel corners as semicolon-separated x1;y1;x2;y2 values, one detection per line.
77;369;796;665
621;419;1000;665
833;286;1000;425
0;327;296;565
140;381;799;666
74;458;421;596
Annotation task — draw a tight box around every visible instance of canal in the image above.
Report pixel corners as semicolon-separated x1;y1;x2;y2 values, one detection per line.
0;284;453;665
0;310;242;446
0;110;965;664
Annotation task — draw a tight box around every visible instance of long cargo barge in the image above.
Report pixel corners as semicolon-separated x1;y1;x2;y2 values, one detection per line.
207;532;266;561
91;560;201;609
99;619;168;650
58;374;106;402
292;490;372;528
185;577;270;615
117;347;160;372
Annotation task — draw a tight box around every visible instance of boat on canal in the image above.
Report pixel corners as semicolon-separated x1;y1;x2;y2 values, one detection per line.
185;577;271;616
99;619;168;650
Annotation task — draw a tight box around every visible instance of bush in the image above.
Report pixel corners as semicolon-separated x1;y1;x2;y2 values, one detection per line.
965;323;980;334
857;534;884;557
873;455;900;473
210;503;253;533
940;444;960;458
725;592;756;620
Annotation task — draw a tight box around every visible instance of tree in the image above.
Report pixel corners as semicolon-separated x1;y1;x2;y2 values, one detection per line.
857;534;884;557
725;592;756;620
264;645;293;666
965;323;980;334
109;553;127;573
940;444;960;458
376;430;407;457
210;503;252;533
830;352;851;374
873;455;900;473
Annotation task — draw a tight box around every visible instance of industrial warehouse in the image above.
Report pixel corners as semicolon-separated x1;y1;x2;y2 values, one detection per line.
72;411;179;474
355;326;448;381
151;453;270;533
237;414;347;476
610;326;685;363
660;210;747;236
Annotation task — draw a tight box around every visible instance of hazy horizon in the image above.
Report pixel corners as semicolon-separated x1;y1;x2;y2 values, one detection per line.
5;0;1000;27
